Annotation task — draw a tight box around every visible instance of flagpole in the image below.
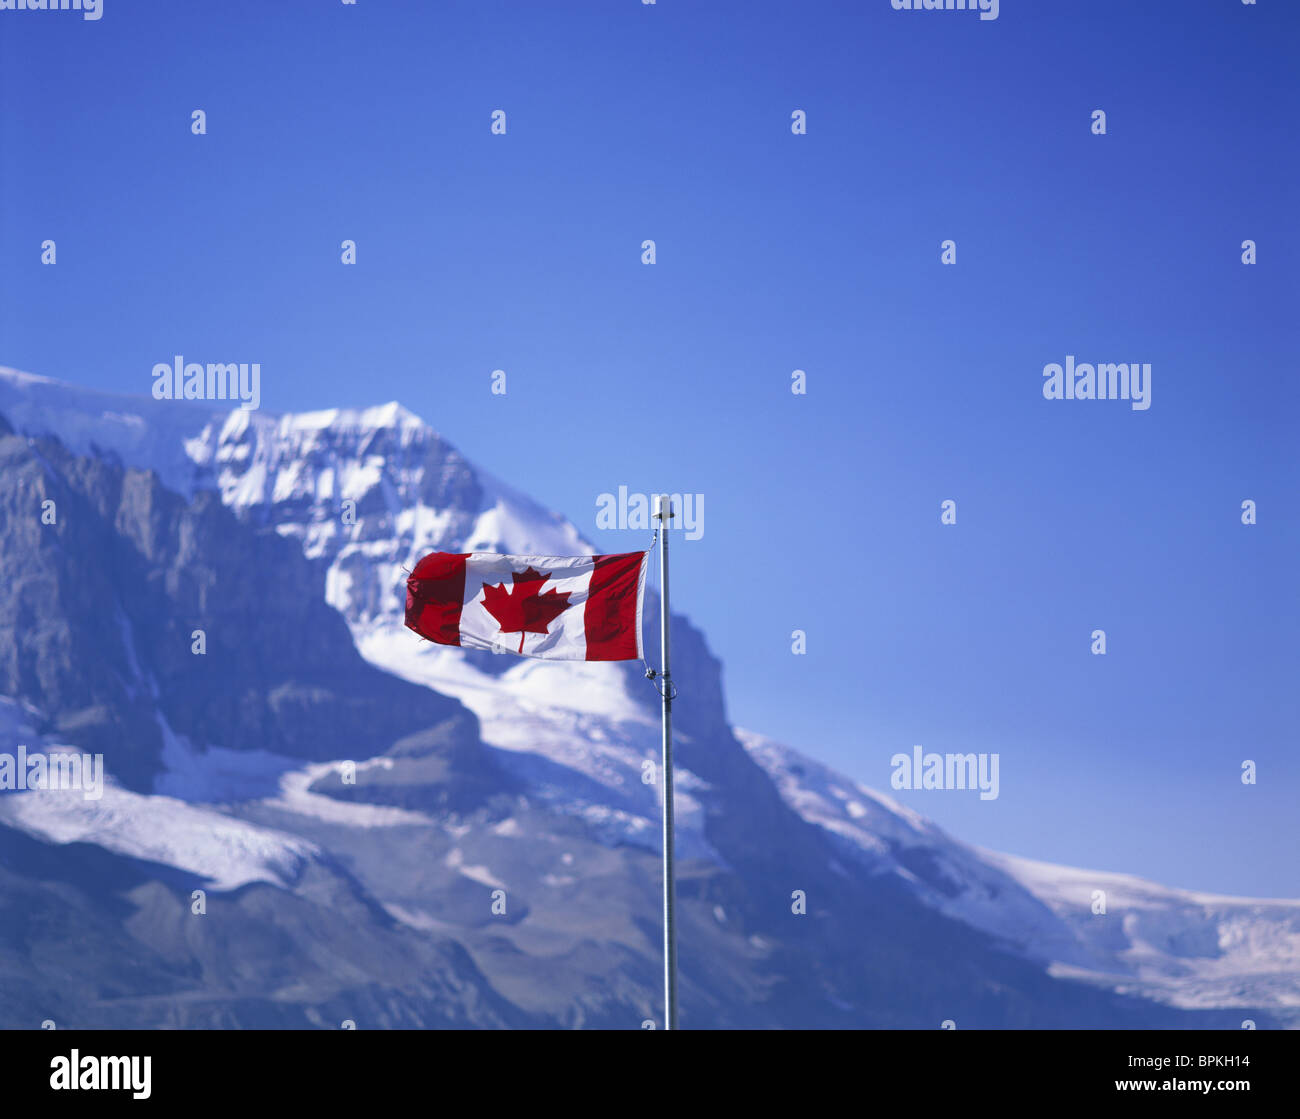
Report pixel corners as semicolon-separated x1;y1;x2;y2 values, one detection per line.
656;494;679;1030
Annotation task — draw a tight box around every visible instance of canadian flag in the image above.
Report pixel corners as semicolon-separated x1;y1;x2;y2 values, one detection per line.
404;551;648;661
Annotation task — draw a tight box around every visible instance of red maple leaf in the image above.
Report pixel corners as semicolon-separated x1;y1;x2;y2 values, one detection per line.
481;566;573;654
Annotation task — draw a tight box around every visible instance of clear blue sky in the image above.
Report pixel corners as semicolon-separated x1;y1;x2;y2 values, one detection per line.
2;0;1297;896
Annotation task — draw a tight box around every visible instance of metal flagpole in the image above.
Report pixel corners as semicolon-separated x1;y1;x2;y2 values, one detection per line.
656;494;679;1030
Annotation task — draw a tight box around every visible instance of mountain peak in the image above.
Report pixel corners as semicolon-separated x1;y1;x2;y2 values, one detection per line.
273;399;431;437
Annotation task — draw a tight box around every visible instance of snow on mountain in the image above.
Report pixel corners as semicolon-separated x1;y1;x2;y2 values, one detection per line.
0;781;316;894
357;630;717;863
0;699;318;892
163;382;710;859
0;367;220;498
184;401;590;631
739;727;1300;1012
0;365;708;858
0;692;448;894
2;365;1296;1019
154;717;437;830
0;366;587;620
981;851;1300;1011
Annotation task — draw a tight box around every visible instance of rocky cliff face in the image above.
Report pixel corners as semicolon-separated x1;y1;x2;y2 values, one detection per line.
0;414;490;798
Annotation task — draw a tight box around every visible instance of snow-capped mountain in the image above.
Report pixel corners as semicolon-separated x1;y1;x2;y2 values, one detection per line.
0;365;1294;1028
740;729;1300;1014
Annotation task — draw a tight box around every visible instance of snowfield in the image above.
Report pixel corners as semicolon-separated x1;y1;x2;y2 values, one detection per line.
740;727;1300;1010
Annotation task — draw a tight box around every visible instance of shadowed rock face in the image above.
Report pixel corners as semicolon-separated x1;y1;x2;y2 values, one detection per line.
0;418;491;795
0;416;532;1027
0;823;533;1029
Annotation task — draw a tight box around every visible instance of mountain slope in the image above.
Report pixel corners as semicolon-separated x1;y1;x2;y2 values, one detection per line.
740;728;1300;1017
0;365;1293;1028
0;410;483;794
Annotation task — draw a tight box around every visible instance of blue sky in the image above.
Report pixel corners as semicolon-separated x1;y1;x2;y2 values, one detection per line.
2;0;1297;896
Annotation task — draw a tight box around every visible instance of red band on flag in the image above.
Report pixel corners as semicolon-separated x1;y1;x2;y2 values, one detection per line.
584;552;646;661
405;552;469;646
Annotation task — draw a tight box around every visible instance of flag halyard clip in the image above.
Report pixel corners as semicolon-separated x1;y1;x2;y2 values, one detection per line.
644;665;677;700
